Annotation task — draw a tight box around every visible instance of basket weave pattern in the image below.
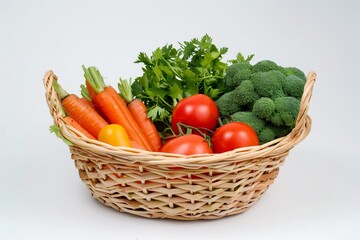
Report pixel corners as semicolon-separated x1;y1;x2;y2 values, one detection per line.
43;71;316;220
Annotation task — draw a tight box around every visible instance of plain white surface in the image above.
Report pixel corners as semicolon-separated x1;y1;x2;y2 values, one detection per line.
1;0;359;239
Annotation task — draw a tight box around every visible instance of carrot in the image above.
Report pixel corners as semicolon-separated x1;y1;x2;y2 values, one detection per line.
63;116;96;140
79;95;95;110
52;80;108;139
82;65;154;151
81;83;108;121
118;79;163;152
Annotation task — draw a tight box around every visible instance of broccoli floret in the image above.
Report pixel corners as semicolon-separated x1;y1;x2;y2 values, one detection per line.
233;80;259;107
258;127;276;144
215;91;241;115
268;123;292;138
283;75;305;99
216;80;258;115
224;62;252;89
271;97;300;127
270;114;284;126
282;67;306;82
251;70;285;98
253;97;276;119
230;111;266;134
252;60;281;73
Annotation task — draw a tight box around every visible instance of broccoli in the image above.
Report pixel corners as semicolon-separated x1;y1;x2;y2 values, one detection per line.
251;70;285;99
269;123;292;138
216;80;258;115
230;111;266;135
258;127;276;144
252;60;282;73
282;75;305;99
216;59;306;144
281;67;306;82
215;91;241;115
253;97;276;119
234;80;259;107
223;62;252;89
271;97;301;127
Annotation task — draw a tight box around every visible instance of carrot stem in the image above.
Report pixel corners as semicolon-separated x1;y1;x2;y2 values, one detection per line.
82;65;105;93
80;84;91;101
118;78;134;103
52;81;69;99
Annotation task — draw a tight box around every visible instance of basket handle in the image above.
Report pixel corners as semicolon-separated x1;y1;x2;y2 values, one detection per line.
290;71;317;138
43;70;64;126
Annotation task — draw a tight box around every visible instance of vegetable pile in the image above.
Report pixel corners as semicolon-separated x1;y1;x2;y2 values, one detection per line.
50;34;307;155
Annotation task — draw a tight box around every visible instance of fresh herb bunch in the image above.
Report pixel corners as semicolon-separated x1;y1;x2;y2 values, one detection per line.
132;34;250;132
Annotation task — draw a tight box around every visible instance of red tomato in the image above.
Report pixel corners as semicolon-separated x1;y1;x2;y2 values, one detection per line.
171;94;219;135
161;134;213;155
211;122;259;153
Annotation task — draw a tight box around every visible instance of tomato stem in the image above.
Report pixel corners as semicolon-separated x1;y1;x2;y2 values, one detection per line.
218;117;225;126
176;122;214;137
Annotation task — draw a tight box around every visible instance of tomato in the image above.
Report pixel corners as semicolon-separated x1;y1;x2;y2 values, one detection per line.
98;124;132;147
161;134;213;155
211;122;259;153
171;94;219;135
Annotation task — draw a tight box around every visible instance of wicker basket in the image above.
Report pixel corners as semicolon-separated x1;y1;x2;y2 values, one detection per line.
43;70;316;220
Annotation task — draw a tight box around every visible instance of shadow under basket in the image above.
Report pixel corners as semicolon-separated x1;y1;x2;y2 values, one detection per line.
43;71;316;220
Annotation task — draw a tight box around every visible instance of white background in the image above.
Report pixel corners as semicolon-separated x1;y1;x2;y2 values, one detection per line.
1;0;359;239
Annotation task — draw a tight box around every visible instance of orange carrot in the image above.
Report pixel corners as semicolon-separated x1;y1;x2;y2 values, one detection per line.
81;83;108;121
118;79;163;151
82;65;154;151
130;140;147;150
63;116;96;140
79;97;95;110
52;81;108;139
128;99;163;151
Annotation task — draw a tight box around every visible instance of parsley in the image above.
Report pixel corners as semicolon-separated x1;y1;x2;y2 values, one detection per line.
132;34;248;134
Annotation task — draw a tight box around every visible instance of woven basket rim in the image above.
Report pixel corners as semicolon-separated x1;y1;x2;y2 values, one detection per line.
43;70;316;166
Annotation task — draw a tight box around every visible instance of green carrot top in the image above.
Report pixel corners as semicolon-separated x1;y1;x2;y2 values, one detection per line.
52;80;69;100
82;65;106;93
80;84;91;101
117;78;134;103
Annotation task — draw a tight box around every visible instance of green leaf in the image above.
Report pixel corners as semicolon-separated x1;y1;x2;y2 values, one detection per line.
131;80;143;96
202;51;220;66
49;125;73;146
182;69;197;82
153;64;163;80
184;82;199;97
181;41;196;60
200;34;213;49
136;52;152;65
168;82;183;100
135;74;149;88
204;86;222;99
230;52;255;63
152;48;163;61
159;64;173;77
147;105;170;121
146;86;167;99
219;47;228;55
